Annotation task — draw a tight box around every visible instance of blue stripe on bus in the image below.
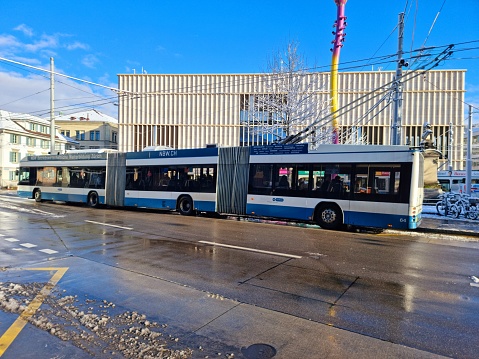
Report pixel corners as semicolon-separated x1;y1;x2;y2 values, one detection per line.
247;203;419;229
18;191;105;204
17;190;32;199
123;197;216;212
246;203;314;221
344;211;418;229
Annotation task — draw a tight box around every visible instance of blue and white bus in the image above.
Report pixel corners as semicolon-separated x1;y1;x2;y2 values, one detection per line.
17;144;424;230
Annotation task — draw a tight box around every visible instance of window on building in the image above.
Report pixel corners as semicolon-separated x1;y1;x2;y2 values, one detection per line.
10;134;20;144
76;130;85;141
9;171;18;181
90;130;100;141
61;130;71;138
112;131;118;143
9;152;19;163
26;137;36;146
41;140;49;149
30;123;37;131
40;125;48;134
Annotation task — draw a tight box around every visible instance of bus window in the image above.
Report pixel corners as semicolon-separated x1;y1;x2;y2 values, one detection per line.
249;164;273;195
325;165;351;196
36;167;57;187
275;166;291;189
272;164;310;194
18;167;33;185
438;180;450;192
295;165;310;191
354;165;403;200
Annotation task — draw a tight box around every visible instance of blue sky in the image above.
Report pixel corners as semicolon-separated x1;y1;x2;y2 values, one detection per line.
0;0;478;122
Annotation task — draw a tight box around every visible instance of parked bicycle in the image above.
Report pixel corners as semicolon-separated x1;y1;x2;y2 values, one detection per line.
435;192;456;216
449;193;479;220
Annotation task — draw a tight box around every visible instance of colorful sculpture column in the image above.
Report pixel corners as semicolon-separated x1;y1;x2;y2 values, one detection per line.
330;0;348;144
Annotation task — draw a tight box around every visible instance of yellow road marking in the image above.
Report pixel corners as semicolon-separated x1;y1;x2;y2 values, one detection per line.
0;267;68;357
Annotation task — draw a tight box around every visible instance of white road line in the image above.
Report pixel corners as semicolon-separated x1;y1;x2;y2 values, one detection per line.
84;220;133;230
4;237;19;242
20;243;37;248
199;240;302;259
39;249;58;254
0;234;5;236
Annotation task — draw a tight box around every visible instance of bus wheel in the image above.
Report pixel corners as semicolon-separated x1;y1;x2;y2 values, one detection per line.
178;196;195;216
316;204;342;230
88;192;99;208
34;189;42;202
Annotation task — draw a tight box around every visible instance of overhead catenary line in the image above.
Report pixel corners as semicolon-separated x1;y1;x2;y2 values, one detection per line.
0;56;134;95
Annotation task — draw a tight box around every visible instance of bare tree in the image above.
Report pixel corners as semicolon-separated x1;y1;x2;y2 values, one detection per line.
241;41;329;146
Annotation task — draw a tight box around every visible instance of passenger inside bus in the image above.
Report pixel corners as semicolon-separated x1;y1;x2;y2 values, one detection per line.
320;175;331;192
278;175;289;188
330;175;343;193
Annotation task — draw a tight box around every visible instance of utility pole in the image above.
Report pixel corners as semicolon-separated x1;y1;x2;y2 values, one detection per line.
448;122;453;172
50;57;55;154
391;12;405;145
465;105;473;195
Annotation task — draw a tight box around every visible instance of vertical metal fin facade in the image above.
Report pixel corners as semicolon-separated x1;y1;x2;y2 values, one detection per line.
216;147;250;214
105;152;126;206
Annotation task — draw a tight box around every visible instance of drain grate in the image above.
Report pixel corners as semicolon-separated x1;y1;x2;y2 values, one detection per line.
241;343;277;359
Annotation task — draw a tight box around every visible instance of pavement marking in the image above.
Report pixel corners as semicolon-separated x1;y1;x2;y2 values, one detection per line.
0;267;69;356
3;238;19;242
19;243;37;248
39;249;58;254
199;240;302;259
85;220;133;230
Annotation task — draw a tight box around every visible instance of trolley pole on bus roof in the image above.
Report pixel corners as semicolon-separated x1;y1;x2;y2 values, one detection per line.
391;12;405;146
465;105;473;196
50;57;55;155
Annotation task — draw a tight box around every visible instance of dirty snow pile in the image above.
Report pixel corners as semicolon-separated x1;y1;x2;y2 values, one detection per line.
0;281;196;358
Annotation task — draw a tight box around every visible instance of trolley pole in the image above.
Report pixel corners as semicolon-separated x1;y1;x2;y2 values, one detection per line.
391;12;405;145
465;105;473;195
50;57;55;154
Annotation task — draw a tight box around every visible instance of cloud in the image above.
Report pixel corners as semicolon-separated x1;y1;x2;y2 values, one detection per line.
66;41;89;51
0;34;20;48
81;54;99;68
24;34;59;52
14;24;34;37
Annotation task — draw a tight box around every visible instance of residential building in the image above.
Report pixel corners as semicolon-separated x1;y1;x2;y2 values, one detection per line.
0;110;72;188
118;70;466;170
55;110;118;150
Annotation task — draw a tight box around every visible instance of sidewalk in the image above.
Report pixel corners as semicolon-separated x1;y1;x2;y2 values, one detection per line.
418;206;479;238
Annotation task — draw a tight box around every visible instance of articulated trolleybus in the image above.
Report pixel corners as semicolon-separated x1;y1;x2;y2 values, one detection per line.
17;144;423;230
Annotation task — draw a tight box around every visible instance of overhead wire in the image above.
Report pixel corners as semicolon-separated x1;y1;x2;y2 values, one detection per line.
0;40;476;130
279;46;455;144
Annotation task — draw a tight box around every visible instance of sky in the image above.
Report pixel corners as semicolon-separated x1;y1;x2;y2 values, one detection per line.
0;0;478;122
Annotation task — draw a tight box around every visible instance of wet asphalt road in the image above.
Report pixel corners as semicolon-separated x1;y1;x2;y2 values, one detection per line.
1;192;479;358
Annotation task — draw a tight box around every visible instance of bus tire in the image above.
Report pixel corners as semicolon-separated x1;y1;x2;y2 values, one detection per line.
34;189;42;202
178;196;195;216
316;203;343;230
88;191;100;208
